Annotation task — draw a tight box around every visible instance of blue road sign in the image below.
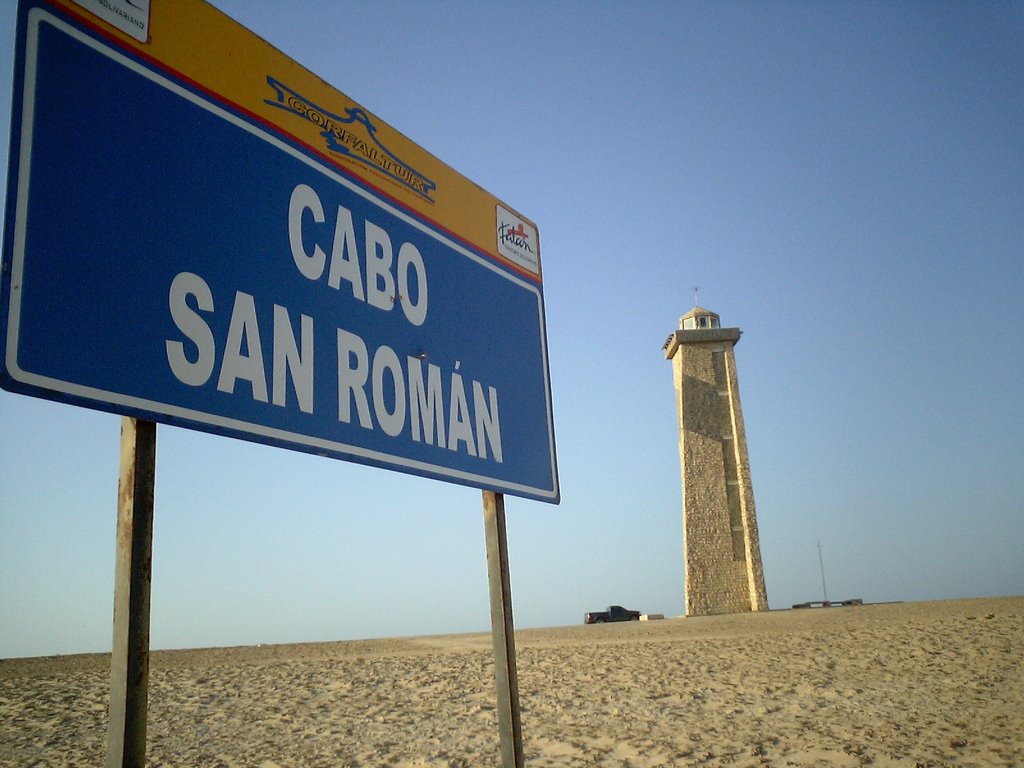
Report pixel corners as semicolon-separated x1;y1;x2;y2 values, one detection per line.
2;4;558;502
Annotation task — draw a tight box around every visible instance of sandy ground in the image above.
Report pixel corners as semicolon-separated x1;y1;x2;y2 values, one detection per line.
1;596;1021;767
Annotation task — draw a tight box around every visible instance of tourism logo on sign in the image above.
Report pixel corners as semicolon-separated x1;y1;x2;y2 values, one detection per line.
496;205;539;275
265;77;436;201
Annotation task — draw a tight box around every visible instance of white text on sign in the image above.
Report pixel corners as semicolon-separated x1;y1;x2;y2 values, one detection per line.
164;183;503;462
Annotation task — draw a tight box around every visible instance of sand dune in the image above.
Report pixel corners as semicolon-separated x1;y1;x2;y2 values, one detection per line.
2;597;1021;766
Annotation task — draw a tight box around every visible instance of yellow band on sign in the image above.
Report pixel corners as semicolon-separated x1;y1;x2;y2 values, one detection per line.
56;0;542;281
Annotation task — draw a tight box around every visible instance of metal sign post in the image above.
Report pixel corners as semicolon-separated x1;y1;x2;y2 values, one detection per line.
107;417;157;768
483;490;525;768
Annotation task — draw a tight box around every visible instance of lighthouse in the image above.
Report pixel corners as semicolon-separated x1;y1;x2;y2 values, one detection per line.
663;307;768;615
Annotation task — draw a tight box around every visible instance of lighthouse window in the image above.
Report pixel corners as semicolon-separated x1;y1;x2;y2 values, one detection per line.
684;314;721;329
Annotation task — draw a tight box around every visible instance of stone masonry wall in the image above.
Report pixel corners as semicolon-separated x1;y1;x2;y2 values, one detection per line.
722;345;769;611
670;334;768;615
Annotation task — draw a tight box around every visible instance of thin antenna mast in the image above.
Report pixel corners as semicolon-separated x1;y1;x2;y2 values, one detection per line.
693;286;700;306
817;540;828;603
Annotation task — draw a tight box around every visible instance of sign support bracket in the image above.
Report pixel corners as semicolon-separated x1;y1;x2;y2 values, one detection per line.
483;490;525;768
107;417;156;768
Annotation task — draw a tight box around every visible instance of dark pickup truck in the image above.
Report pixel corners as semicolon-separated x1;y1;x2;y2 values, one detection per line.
584;605;641;624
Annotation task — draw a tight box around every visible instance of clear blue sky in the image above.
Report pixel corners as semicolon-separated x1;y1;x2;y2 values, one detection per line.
2;1;1022;658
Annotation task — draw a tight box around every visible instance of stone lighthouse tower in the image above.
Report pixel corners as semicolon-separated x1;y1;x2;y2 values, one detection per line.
662;306;768;615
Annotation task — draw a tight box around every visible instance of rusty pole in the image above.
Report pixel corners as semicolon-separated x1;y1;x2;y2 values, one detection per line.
482;490;524;768
107;417;157;768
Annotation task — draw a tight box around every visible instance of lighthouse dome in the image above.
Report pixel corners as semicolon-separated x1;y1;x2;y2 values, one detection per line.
680;306;721;330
